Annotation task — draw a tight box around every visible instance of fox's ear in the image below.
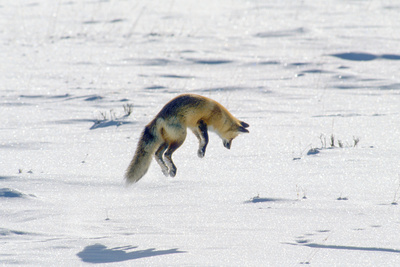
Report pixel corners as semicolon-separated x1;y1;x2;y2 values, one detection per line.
238;126;249;133
240;121;249;128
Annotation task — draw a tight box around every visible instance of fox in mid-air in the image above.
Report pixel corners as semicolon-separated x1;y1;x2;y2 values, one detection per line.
125;94;249;184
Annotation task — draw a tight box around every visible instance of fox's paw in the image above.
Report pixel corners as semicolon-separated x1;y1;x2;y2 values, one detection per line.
169;169;176;177
197;149;205;158
161;168;169;177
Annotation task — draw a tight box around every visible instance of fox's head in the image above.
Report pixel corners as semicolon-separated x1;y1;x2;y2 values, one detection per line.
221;121;249;149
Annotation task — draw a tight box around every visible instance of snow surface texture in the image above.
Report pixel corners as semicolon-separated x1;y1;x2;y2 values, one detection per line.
1;0;400;266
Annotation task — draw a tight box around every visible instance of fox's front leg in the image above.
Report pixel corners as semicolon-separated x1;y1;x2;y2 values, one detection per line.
195;120;209;158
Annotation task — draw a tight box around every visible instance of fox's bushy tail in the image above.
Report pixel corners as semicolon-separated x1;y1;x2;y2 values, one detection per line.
125;126;159;184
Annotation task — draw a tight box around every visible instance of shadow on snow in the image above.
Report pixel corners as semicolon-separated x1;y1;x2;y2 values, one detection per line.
329;52;400;61
0;188;35;198
286;242;400;254
90;120;133;130
244;195;294;204
76;244;186;264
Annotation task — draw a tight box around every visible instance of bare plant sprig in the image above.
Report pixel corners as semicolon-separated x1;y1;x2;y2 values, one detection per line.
353;136;360;147
338;139;344;148
296;185;307;200
330;134;335;147
123;103;134;117
391;176;400;205
320;134;326;148
95;104;133;123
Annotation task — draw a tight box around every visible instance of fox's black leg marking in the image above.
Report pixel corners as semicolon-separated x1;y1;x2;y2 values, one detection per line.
164;141;184;177
155;142;169;176
197;120;209;158
192;129;203;157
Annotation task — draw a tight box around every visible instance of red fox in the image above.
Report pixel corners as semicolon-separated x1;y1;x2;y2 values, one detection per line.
125;94;249;184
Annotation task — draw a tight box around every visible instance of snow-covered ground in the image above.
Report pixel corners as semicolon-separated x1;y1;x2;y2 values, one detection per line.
1;0;400;265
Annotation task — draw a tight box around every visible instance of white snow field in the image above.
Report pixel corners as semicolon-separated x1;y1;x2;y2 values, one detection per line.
1;0;400;266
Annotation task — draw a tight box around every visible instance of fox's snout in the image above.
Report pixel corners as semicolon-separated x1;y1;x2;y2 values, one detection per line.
222;121;249;149
223;139;232;149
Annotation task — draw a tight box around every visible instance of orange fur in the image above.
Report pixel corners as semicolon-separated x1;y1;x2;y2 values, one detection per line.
125;94;249;184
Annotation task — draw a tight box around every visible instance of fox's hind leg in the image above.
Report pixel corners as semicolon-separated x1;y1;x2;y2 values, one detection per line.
161;124;187;177
155;142;169;176
164;140;185;177
192;120;209;158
